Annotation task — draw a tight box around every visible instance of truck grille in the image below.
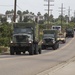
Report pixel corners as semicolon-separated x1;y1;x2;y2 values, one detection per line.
15;35;28;43
44;39;53;43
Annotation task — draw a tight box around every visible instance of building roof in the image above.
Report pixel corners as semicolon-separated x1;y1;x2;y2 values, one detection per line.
0;13;5;16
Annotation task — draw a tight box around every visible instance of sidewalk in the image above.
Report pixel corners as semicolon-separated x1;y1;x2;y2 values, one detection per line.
37;57;75;75
49;60;75;75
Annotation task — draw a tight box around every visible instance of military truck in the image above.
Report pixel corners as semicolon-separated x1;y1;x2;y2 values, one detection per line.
41;29;59;50
10;22;41;55
66;28;74;37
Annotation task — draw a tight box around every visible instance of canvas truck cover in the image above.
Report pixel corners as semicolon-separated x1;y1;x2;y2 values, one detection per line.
13;22;36;29
43;29;58;34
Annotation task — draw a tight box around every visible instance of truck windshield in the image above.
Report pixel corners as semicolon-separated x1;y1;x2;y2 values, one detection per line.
66;29;73;31
43;34;54;38
14;28;33;34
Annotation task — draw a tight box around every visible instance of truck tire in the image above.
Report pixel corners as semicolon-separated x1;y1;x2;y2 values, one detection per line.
16;51;21;55
34;44;38;55
62;40;66;43
52;43;57;50
72;35;74;38
42;45;46;49
57;43;59;48
29;44;34;55
38;48;42;54
10;47;14;55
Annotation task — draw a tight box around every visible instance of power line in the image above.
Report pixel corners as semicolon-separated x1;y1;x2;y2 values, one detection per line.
44;0;54;29
68;6;71;22
17;5;23;11
0;5;13;7
59;3;65;29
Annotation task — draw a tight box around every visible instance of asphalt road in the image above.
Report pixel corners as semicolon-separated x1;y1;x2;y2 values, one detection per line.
0;37;75;75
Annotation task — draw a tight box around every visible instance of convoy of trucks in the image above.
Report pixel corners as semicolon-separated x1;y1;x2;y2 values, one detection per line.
9;23;74;55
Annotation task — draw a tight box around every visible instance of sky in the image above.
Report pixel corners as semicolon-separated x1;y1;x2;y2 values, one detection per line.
0;0;75;18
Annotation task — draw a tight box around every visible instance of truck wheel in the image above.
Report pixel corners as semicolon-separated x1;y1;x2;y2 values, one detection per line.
42;45;46;49
57;43;59;48
62;40;66;43
10;47;14;55
34;44;38;55
29;44;34;55
72;35;74;38
52;43;57;50
38;48;42;54
16;51;21;55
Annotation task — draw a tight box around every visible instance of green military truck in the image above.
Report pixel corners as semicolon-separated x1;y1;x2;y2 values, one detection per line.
66;28;74;37
10;22;41;55
41;29;59;50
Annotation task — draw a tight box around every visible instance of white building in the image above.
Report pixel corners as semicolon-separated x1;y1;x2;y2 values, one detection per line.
0;13;6;23
5;13;45;23
37;15;44;22
6;13;20;23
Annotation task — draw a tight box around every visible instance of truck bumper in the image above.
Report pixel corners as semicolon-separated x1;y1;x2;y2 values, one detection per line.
10;43;33;52
10;43;32;47
42;43;54;47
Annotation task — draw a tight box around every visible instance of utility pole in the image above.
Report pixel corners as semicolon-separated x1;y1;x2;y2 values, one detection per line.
13;0;17;22
68;6;71;24
59;3;65;30
74;11;75;18
74;10;75;27
44;0;54;29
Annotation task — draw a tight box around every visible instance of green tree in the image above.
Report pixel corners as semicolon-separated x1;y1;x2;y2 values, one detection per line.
23;10;29;15
23;16;29;22
0;23;12;46
17;10;22;22
49;14;54;22
5;10;11;14
37;12;41;16
1;17;7;23
30;12;34;15
44;13;48;21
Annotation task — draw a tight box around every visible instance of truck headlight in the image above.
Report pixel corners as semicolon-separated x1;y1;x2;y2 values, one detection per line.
29;40;33;43
10;40;13;43
42;40;45;44
53;39;55;43
53;40;55;43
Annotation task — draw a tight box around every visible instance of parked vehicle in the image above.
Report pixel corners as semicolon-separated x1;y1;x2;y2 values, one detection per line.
10;22;41;55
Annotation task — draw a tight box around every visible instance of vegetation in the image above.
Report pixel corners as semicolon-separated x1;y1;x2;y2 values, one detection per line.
0;23;12;47
0;9;75;47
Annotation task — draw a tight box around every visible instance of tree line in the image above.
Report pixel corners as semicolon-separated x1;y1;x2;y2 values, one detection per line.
0;9;75;24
